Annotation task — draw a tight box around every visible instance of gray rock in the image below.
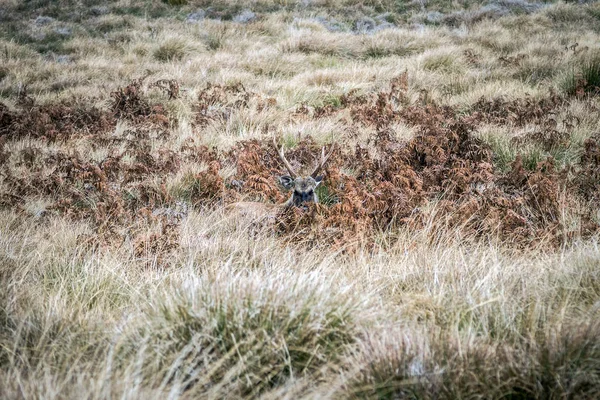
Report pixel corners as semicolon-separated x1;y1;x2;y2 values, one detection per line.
375;13;393;23
442;5;505;26
28;31;45;40
411;23;426;32
90;6;109;16
314;16;346;32
425;11;445;24
408;359;424;376
233;10;256;24
442;0;545;26
0;8;9;22
55;55;71;64
55;27;72;37
494;0;544;13
33;209;47;219
373;21;395;32
354;16;377;34
34;16;54;26
354;16;395;34
230;179;245;190
152;202;189;223
443;0;545;26
186;9;206;23
477;4;510;18
374;13;397;30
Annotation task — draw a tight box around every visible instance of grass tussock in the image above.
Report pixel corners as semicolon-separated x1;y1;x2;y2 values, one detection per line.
563;51;600;97
130;274;363;396
153;39;189;62
347;321;600;399
2;217;600;398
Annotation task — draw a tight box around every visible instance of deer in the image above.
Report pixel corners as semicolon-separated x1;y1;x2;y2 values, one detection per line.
227;137;335;219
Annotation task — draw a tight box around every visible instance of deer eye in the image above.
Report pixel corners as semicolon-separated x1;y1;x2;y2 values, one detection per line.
307;190;313;196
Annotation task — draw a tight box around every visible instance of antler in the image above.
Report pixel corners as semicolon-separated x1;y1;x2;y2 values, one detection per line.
273;137;298;179
310;142;335;178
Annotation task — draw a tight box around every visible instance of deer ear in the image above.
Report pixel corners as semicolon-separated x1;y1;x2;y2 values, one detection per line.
279;175;294;189
314;176;324;186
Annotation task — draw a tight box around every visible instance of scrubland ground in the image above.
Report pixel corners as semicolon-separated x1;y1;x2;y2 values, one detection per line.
1;0;600;398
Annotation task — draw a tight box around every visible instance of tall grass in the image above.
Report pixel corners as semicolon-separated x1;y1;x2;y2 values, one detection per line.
562;52;600;97
2;211;600;398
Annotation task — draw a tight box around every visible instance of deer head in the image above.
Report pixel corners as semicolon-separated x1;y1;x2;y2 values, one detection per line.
273;137;334;207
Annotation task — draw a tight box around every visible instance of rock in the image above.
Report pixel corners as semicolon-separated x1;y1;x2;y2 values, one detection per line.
354;16;395;34
354;16;377;34
55;27;72;37
90;6;109;16
55;55;71;64
152;202;189;224
314;16;346;32
440;0;545;26
34;16;54;26
494;0;544;14
478;4;510;18
33;209;47;219
230;179;245;190
411;23;426;32
376;13;390;22
0;8;10;22
233;10;256;24
425;11;444;24
186;9;206;23
373;21;395;32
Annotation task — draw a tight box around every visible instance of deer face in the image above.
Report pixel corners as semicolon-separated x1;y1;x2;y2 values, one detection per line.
280;175;323;206
273;137;333;208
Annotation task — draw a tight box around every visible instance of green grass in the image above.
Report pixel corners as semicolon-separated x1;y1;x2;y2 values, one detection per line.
154;39;188;62
316;184;339;206
477;126;585;173
133;278;359;395
562;53;600;96
423;53;460;73
348;321;600;399
163;0;188;5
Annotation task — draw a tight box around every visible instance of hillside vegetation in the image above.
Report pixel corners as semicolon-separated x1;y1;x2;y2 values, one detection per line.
1;0;600;398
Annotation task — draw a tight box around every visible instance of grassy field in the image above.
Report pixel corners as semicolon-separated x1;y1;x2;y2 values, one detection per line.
1;0;600;398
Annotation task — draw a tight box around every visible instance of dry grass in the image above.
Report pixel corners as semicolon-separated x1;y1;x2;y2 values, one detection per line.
1;0;600;398
2;211;600;398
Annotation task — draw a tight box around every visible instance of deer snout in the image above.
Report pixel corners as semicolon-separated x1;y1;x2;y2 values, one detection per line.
293;190;315;205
